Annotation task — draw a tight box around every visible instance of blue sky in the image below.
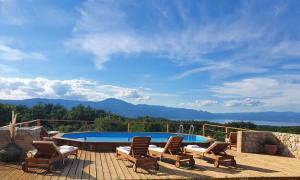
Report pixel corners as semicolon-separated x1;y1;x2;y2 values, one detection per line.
0;0;299;113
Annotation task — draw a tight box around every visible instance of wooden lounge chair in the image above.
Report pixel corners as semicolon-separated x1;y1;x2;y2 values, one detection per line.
116;136;159;172
40;127;59;141
22;141;78;172
225;132;237;149
184;142;236;168
148;136;195;168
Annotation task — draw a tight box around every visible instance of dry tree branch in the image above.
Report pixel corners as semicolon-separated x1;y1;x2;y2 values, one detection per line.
9;111;18;141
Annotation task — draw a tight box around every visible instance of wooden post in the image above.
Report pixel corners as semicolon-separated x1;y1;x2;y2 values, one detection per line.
127;123;131;132
202;124;205;136
36;119;41;126
24;122;29;127
84;121;88;129
226;127;230;138
166;123;169;133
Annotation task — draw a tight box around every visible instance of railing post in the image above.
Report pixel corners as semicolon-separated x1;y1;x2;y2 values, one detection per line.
226;127;229;138
202;124;205;136
127;123;131;132
84;121;88;129
37;119;41;126
166;123;169;133
24;122;29;127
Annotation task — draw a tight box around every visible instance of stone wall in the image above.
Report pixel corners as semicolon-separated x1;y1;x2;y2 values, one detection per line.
237;131;300;158
0;126;42;157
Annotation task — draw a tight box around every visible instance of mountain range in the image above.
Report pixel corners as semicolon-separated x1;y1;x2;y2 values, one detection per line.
1;98;300;123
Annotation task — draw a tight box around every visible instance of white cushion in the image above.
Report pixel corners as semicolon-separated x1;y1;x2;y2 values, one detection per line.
149;147;164;153
186;145;199;148
27;149;37;157
48;131;59;134
117;146;131;154
185;146;207;153
58;145;78;154
60;145;77;149
149;144;158;148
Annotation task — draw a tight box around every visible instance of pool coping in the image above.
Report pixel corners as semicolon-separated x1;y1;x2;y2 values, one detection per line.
54;131;214;143
53;131;214;151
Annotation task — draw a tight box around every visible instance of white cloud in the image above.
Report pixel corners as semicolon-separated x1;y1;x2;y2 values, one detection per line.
270;41;300;58
0;0;74;27
181;99;218;109
66;33;155;69
224;98;263;107
211;77;300;107
211;78;280;98
0;44;46;61
175;62;268;79
281;64;300;70
0;77;151;102
66;1;267;69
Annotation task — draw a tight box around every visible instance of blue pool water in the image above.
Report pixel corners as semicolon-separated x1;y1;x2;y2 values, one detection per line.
62;132;209;143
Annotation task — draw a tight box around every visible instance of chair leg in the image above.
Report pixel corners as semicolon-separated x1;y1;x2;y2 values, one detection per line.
175;161;181;168
231;159;237;167
22;161;28;172
214;160;220;168
48;164;53;172
155;162;159;171
189;158;195;168
133;163;137;172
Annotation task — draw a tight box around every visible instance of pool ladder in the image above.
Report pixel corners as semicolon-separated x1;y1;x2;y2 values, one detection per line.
178;124;184;134
189;125;195;135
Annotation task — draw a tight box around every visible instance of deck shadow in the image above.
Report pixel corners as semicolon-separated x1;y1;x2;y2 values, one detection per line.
23;158;93;179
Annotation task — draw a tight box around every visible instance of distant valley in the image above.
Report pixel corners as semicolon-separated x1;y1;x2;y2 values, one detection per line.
1;98;300;125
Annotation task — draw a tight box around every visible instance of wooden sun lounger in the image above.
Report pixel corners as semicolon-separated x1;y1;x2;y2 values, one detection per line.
184;142;236;168
40;127;59;141
149;136;195;168
22;141;78;172
225;132;237;149
116;136;159;172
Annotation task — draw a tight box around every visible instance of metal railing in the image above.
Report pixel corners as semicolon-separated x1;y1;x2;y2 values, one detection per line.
1;119;252;139
202;123;250;138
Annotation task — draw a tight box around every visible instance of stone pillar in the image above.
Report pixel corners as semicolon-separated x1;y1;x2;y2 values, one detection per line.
166;123;169;133
36;119;41;126
127;123;131;132
237;131;243;153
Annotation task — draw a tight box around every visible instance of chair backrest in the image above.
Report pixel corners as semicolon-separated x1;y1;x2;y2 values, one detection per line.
40;127;50;140
164;136;183;154
229;132;237;143
32;141;61;156
130;136;151;157
206;142;230;154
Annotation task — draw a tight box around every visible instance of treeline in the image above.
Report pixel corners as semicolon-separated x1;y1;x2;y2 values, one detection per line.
0;103;299;139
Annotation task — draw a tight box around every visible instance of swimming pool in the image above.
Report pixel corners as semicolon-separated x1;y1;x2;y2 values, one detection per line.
62;132;209;143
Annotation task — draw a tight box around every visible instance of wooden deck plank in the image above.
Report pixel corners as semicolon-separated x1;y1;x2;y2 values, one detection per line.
50;158;72;180
17;167;45;180
73;150;86;179
89;151;97;180
120;158;142;179
108;153;126;179
57;156;75;180
1;149;300;179
104;153;119;180
82;150;90;180
65;150;81;180
3;165;24;180
113;154;133;179
95;152;104;180
100;152;112;180
0;163;20;177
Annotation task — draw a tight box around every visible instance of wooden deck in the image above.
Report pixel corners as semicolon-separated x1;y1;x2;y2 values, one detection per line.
1;149;300;179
